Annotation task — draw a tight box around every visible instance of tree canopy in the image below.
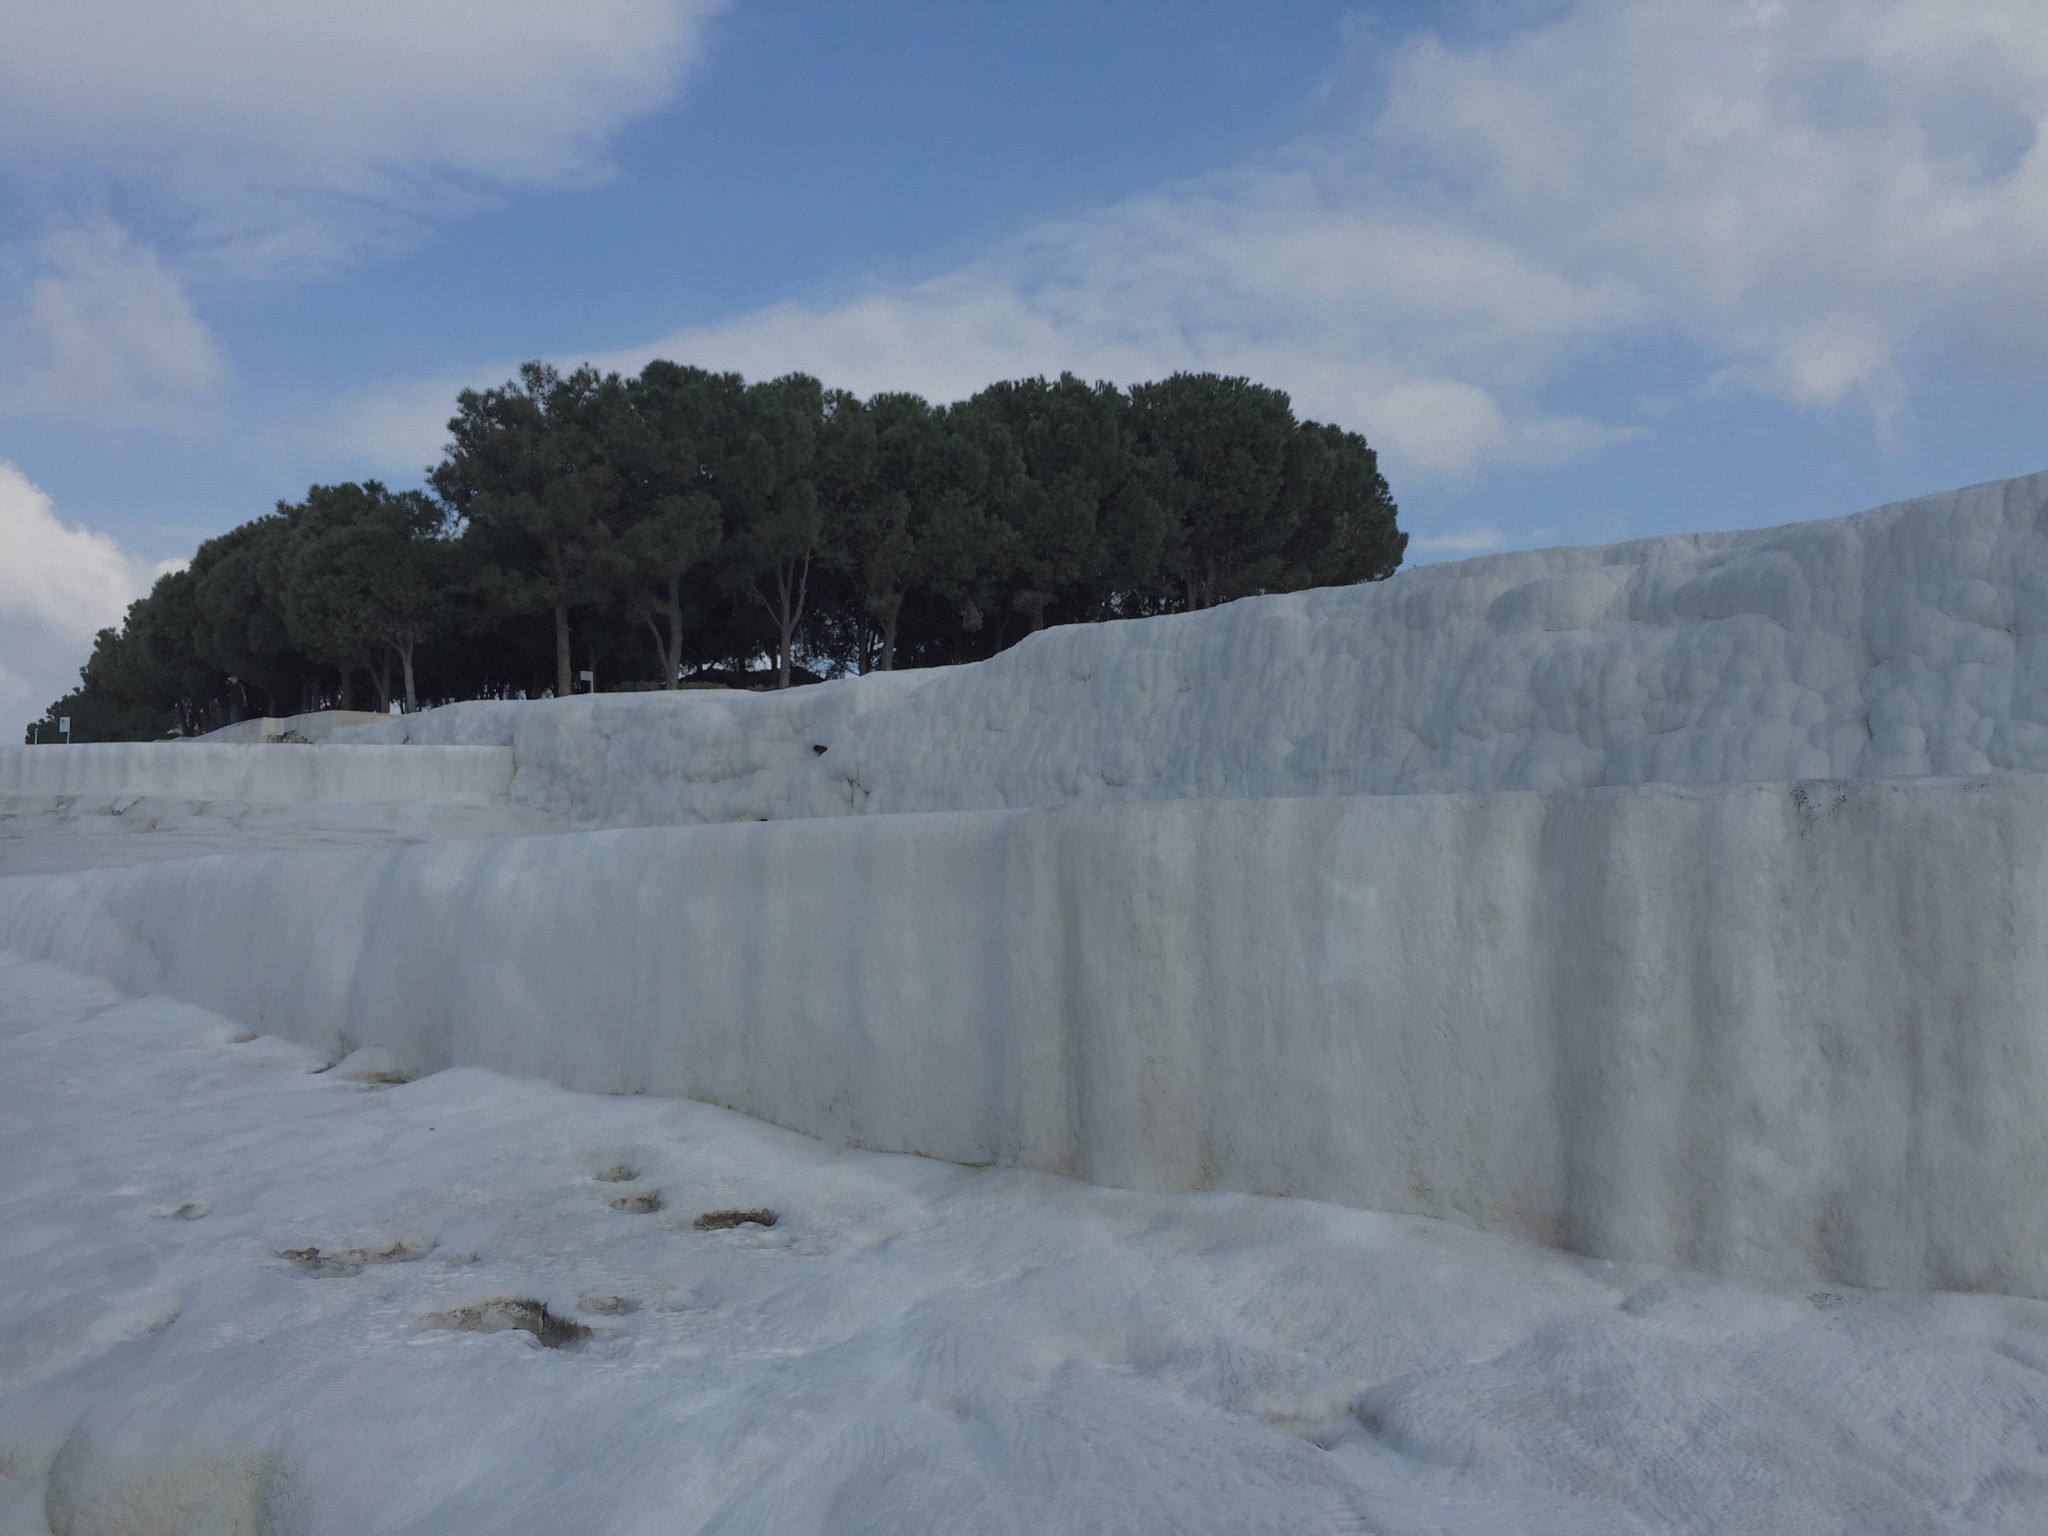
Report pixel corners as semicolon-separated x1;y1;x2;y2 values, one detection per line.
26;362;1405;742
276;482;450;713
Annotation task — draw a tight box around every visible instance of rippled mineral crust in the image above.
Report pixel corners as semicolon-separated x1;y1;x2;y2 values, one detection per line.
328;469;2048;824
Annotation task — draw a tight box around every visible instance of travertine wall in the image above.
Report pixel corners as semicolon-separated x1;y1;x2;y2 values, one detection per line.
5;775;2041;1297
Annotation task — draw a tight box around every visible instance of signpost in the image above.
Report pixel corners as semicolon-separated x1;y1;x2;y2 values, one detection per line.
58;715;71;745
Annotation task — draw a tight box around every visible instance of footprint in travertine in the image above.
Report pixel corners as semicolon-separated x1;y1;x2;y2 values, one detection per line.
578;1293;637;1316
281;1239;435;1277
692;1208;776;1231
593;1163;637;1184
609;1189;662;1214
429;1298;591;1348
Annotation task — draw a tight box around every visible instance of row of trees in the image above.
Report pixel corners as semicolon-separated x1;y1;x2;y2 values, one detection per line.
28;363;1405;742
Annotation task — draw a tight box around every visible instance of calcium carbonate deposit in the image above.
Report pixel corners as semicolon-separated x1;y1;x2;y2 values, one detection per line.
2;473;2046;1533
327;469;2048;824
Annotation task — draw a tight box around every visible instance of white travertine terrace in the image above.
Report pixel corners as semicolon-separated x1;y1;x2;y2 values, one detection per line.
329;470;2048;823
0;742;512;805
3;471;2046;1299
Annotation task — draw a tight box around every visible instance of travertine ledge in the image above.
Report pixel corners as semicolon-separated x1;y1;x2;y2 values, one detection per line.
4;774;2041;1297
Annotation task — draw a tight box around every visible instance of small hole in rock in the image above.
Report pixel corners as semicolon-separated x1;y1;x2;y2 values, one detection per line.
693;1207;776;1231
429;1299;592;1348
610;1189;662;1214
811;743;828;755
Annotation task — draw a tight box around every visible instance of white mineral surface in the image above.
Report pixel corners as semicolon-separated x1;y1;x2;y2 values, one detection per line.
0;796;557;877
331;470;2048;825
3;472;2046;1531
6;777;2045;1302
2;953;2041;1536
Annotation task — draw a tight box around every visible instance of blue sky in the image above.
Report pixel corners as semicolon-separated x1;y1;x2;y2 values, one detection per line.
3;0;2046;724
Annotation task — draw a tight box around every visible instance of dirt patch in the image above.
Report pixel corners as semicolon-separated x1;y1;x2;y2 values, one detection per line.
609;1189;662;1214
429;1298;592;1348
281;1239;434;1277
578;1293;637;1316
593;1164;637;1183
692;1208;776;1231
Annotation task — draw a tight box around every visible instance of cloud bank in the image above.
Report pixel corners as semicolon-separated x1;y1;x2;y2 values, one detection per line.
0;0;727;425
0;460;173;731
391;0;2039;492
1;220;229;428
0;0;727;271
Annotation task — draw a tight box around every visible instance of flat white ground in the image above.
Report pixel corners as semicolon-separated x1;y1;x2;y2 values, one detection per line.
0;795;560;877
1;952;2041;1535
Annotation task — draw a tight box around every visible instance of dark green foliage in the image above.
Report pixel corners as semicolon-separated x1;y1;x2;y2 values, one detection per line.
1280;420;1406;587
276;482;452;712
28;361;1404;739
1129;373;1403;609
432;362;622;699
611;362;727;688
188;516;306;712
717;373;825;691
962;372;1168;629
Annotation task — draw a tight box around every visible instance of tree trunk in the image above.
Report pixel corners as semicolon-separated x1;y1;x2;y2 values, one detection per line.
776;570;794;689
368;654;393;714
666;574;684;688
641;610;669;682
545;537;575;699
399;640;417;713
880;608;898;672
765;552;813;689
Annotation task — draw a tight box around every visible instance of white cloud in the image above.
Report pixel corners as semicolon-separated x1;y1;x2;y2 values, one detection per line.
1371;0;2048;416
0;459;168;730
1408;526;1514;559
0;1;725;431
1;221;228;427
564;180;1652;484
333;1;2048;486
0;1;728;276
